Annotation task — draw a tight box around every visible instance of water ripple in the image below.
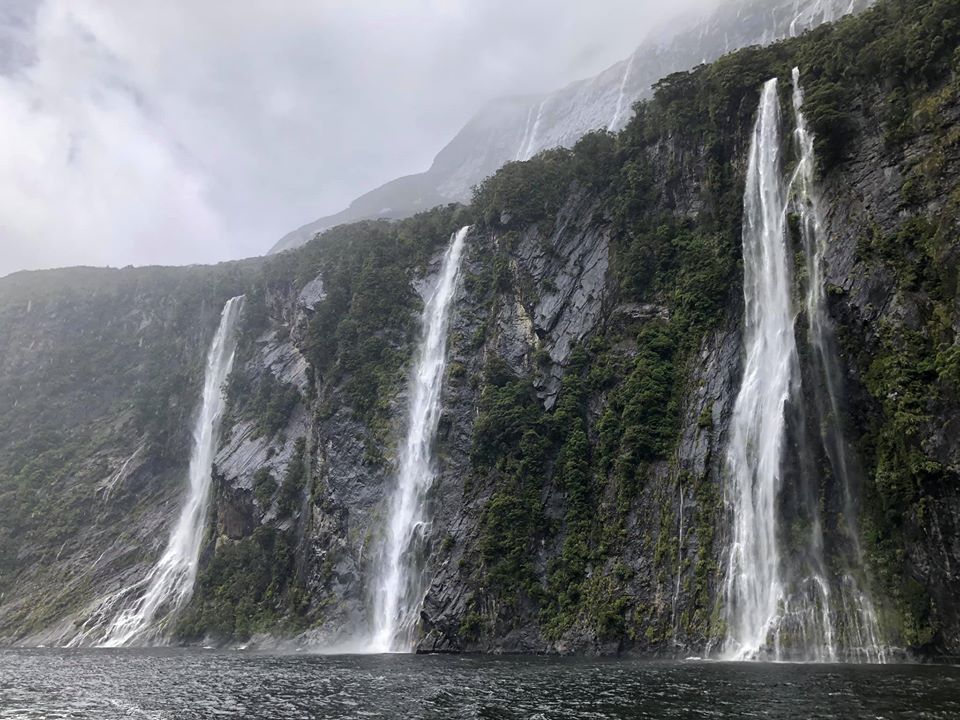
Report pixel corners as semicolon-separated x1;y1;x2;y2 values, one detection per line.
1;649;958;719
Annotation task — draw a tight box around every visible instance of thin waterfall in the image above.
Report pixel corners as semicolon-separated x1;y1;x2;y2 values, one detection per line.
515;106;535;162
723;77;798;660
671;484;685;642
520;101;546;162
791;65;860;558
608;50;636;132
370;226;470;652
790;67;885;662
80;296;244;647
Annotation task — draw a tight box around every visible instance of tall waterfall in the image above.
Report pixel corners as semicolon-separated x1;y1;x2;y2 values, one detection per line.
370;226;470;652
722;73;885;661
90;296;244;647
723;77;804;660
790;67;885;662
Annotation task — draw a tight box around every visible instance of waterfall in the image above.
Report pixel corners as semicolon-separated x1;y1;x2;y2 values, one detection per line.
515;106;535;162
607;50;636;132
722;72;886;662
370;226;470;652
723;77;799;660
520;101;546;162
792;66;861;550
89;296;244;647
790;67;885;662
671;484;685;642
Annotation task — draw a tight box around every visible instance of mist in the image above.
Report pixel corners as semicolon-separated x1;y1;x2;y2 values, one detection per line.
0;0;718;279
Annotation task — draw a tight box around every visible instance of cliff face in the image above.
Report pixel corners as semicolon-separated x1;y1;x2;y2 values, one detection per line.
1;0;959;658
269;0;874;254
0;264;253;642
815;82;960;651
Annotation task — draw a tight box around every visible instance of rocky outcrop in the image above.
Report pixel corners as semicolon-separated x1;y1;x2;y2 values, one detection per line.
518;194;611;407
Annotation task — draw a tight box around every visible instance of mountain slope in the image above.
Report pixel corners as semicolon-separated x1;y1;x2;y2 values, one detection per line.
1;0;958;658
269;0;873;254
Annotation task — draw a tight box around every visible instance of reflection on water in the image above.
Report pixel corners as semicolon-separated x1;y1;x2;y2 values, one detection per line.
1;648;958;719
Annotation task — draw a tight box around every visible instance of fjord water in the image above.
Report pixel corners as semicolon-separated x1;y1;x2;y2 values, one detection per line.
371;226;470;652
2;648;958;719
72;297;245;647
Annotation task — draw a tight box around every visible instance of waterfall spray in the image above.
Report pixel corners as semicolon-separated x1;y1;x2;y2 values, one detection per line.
370;226;470;652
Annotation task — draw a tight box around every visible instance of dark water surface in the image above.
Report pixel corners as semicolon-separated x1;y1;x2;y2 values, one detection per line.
1;648;959;719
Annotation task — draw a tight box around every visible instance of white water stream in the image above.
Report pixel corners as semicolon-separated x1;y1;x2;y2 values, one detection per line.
723;77;800;660
790;67;885;662
723;72;886;661
370;226;470;652
77;296;244;647
608;50;637;132
519;102;546;162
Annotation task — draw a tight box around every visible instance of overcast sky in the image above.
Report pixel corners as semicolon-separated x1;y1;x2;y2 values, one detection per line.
0;0;713;278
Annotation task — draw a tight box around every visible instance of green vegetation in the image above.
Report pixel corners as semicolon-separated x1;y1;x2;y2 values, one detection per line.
853;199;960;648
2;0;960;652
175;527;308;642
227;369;302;438
277;438;308;518
461;0;960;650
472;359;547;605
253;468;278;508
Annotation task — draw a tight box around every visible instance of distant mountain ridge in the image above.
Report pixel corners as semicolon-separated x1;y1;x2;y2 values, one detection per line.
269;0;872;254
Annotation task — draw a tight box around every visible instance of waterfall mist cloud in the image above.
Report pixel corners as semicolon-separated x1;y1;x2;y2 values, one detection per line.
0;0;716;279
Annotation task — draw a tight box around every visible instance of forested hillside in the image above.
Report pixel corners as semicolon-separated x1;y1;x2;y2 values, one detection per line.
1;0;958;657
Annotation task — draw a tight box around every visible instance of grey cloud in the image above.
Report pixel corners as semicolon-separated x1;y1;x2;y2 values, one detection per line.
0;0;716;278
